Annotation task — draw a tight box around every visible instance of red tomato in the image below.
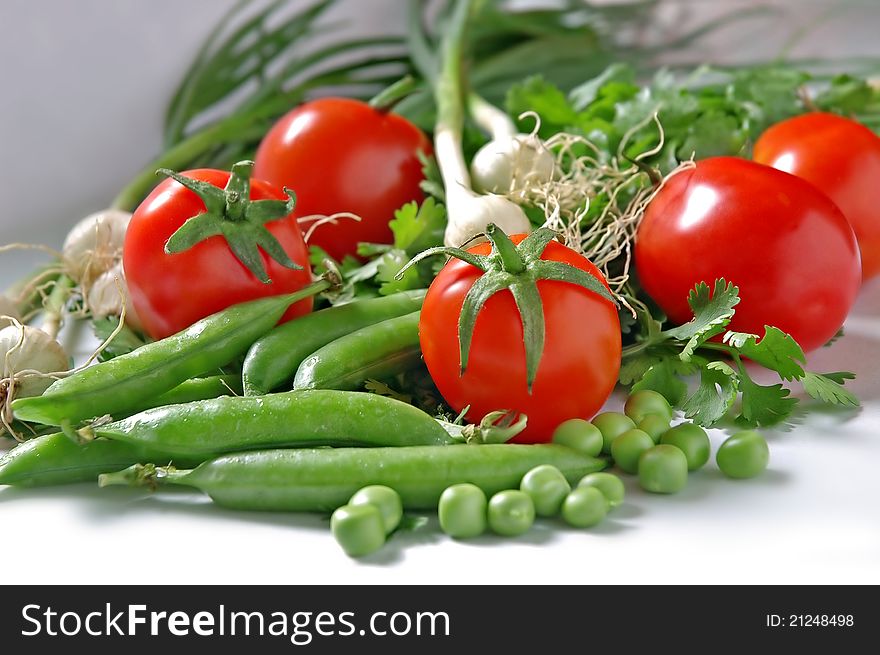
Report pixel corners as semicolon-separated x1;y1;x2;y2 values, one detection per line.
753;112;880;280
124;169;313;339
253;98;431;261
420;235;621;444
635;157;861;353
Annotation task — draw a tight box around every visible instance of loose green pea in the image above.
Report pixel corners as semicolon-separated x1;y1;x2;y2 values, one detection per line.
488;490;535;537
552;419;603;457
438;483;488;539
637;414;670;444
349;485;403;534
577;472;625;508
660;423;710;471
520;465;571;517
624;390;673;424
638;445;688;494
561;486;608;528
717;430;769;479
591;412;636;455
611;428;654;474
331;504;386;557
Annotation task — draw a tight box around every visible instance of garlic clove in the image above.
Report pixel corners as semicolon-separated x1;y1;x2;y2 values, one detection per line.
87;263;144;332
0;325;69;398
62;209;132;286
0;296;21;331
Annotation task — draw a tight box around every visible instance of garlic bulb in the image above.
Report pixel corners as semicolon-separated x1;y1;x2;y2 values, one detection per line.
0;296;21;331
0;324;69;398
471;134;556;195
62;209;132;286
444;192;531;248
87;263;143;331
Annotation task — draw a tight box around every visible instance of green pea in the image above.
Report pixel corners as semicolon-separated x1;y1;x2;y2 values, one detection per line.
611;428;654;474
717;430;769;479
637;414;670;444
552;419;603;457
638;445;688;494
660;423;710;471
624;390;673;424
591;412;636;455
520;465;571;517
331;504;386;557
438;483;488;539
577;472;625;508
349;485;403;534
561;487;608;528
488;490;535;537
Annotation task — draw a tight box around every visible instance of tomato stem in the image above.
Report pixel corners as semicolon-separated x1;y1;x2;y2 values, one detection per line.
485;224;525;274
400;224;616;391
158;161;301;284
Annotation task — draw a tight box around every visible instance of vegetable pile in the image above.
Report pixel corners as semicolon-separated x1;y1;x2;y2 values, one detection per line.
1;0;878;558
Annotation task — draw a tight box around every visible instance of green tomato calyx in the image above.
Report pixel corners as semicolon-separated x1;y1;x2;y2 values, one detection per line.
398;224;617;391
159;160;302;284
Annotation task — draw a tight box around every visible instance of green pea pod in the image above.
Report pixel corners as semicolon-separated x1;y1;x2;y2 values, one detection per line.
100;444;606;512
12;280;330;427
0;434;201;488
293;311;422;391
92;390;452;457
123;375;243;416
242;290;426;395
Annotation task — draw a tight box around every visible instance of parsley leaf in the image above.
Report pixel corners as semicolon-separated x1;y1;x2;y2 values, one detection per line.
682;360;739;426
618;352;662;386
92;318;148;362
664;279;740;360
631;359;690;406
376;249;421;296
724;326;806;381
364;379;413;404
507;75;580;136
737;369;797;427
390;198;446;256
801;372;859;407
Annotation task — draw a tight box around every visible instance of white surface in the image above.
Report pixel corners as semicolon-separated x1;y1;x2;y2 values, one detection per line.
1;282;878;585
1;1;879;584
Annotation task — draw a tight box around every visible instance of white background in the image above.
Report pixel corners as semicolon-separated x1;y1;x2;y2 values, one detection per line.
1;1;879;584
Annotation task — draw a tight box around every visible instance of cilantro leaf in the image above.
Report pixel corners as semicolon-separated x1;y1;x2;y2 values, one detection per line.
737;370;797;427
364;378;412;405
823;328;845;348
618;352;661;386
664;279;740;360
682;360;739;426
632;359;690;406
506;75;579;137
92;318;148;362
376;249;421;296
801;372;859;407
418;152;446;201
569;63;634;111
724;326;806;381
390;198;446;256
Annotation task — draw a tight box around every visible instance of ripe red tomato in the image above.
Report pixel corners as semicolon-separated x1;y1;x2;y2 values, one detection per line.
253;98;431;261
635;157;861;353
124;169;313;339
753;112;880;280
420;235;621;444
